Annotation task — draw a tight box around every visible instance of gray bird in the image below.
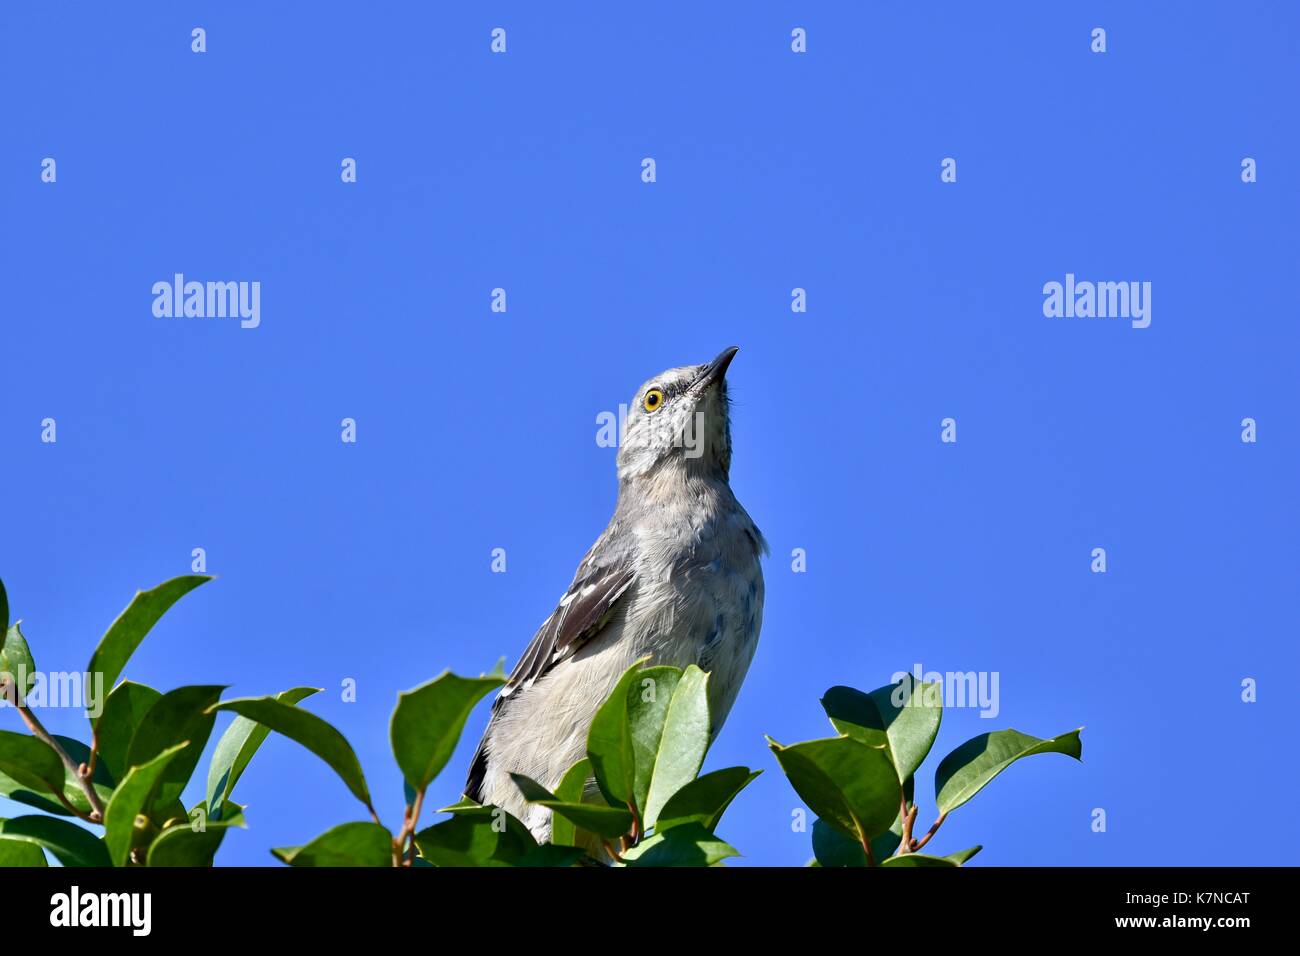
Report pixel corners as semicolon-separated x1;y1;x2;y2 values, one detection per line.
465;346;767;841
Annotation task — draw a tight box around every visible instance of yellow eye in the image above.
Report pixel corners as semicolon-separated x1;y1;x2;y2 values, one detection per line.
642;388;665;413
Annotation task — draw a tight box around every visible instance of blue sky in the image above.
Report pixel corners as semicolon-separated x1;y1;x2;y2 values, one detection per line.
2;2;1296;866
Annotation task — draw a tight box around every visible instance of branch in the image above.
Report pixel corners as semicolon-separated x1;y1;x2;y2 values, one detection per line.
896;801;919;856
16;702;104;823
909;812;947;853
389;788;426;867
404;789;425;867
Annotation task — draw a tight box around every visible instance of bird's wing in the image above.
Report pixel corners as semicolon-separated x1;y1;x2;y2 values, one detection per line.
464;531;637;801
500;562;637;701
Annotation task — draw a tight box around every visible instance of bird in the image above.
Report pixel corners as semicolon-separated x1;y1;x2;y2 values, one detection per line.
465;346;768;841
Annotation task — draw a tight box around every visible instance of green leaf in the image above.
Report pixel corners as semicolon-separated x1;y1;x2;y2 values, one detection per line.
620;822;738;867
821;674;942;785
273;822;393;867
0;730;66;798
86;576;211;727
655;767;759;833
389;671;502;792
414;810;536;867
0;815;112;867
95;681;163;782
549;758;593;847
520;843;587;867
437;797;487;815
209;697;371;807
146;822;230;867
585;658;650;809
510;773;634;840
946;845;983;865
768;735;901;843
125;685;225;814
638;665;711;830
206;685;319;821
195;799;246;830
1;622;37;698
879;852;961;868
812;817;867;867
935;728;1083;815
0;834;47;866
103;742;190;866
0;780;67;817
820;816;908;865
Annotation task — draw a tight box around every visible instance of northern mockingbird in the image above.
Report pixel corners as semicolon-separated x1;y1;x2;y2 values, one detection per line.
465;347;768;840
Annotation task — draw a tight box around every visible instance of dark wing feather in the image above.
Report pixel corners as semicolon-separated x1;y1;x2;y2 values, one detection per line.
464;541;636;802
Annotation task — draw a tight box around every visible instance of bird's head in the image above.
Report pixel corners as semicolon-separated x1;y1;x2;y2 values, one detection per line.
617;346;738;482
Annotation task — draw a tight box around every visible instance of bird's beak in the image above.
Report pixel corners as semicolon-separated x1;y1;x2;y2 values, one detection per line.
691;346;739;393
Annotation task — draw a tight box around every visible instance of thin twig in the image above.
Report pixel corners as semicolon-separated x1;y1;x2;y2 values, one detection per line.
16;702;105;822
909;812;947;853
404;789;426;866
897;802;919;856
84;731;99;778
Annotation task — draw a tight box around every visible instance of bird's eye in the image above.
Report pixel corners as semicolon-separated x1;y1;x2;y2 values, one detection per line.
642;388;665;413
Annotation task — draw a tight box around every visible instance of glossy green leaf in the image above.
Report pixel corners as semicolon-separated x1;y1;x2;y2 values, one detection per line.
0;730;66;798
585;658;650;809
880;852;960;868
0;734;115;819
414;810;536;867
125;685;225;814
389;671;502;792
146;822;230;867
549;758;593;847
206;685;319;821
0;815;112;867
437;797;486;815
95;681;162;783
812;787;922;868
194;799;246;830
620;822;738;867
86;576;211;726
273;821;393;867
821;674;942;784
812;817;868;867
1;622;36;698
935;728;1083;815
0;834;47;866
655;767;759;833
103;742;190;866
769;735;901;843
638;665;710;829
0;779;68;817
209;697;371;807
510;773;634;839
946;845;983;865
520;844;587;867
